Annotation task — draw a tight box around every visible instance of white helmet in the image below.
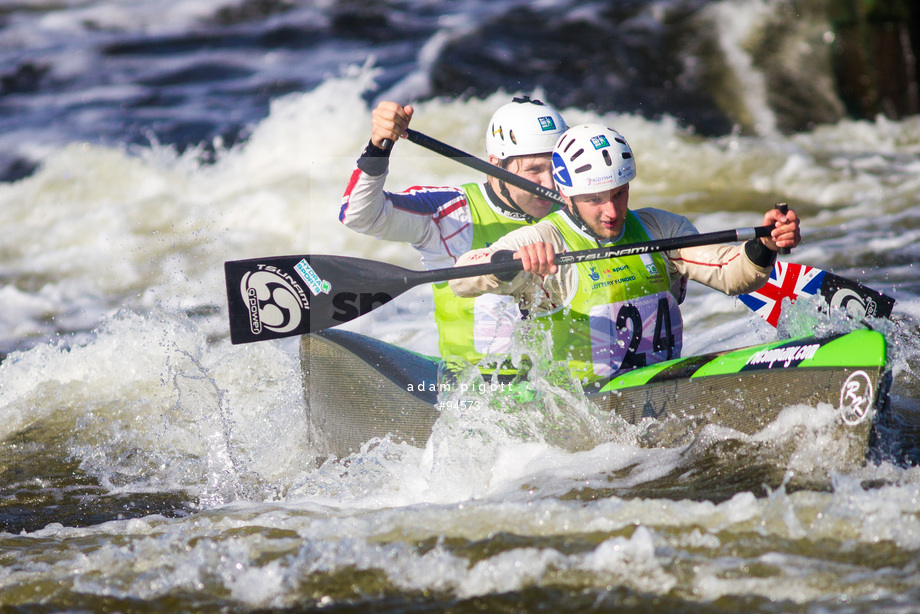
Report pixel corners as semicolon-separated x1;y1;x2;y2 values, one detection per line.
486;96;567;160
551;123;636;197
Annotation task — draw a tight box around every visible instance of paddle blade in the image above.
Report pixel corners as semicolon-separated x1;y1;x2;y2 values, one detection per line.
224;255;416;344
739;261;895;327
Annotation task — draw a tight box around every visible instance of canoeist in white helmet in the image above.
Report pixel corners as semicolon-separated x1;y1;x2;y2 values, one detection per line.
449;123;802;384
340;96;567;364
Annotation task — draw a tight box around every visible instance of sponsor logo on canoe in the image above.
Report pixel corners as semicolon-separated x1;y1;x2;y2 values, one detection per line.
294;259;331;295
240;265;308;336
744;342;820;369
839;370;874;426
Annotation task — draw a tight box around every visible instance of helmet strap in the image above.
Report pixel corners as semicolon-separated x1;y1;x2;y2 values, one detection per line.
563;202;609;244
487;166;535;223
498;182;534;223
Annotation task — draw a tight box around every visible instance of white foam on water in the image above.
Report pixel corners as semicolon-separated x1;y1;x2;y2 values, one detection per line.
2;463;920;610
0;308;313;504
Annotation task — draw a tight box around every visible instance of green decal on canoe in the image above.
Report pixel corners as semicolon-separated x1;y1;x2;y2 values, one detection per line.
599;355;701;391
694;338;794;377
798;328;886;368
597;329;887;392
696;330;886;376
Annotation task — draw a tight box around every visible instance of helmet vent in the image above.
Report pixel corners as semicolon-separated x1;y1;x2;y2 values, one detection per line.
512;95;544;106
570;147;585;161
602;150;612;166
574;164;592;174
622;152;633;159
492;124;504;142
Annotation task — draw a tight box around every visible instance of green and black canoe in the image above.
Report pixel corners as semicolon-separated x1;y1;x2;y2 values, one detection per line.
300;327;890;459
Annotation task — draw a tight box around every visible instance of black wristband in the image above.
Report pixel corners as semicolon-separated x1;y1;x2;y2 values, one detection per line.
744;239;777;268
491;250;519;282
356;139;391;176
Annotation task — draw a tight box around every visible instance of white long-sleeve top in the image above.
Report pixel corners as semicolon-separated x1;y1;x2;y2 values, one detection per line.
340;157;532;271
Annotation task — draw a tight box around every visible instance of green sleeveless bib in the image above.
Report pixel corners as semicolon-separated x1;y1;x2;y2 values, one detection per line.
540;210;683;383
432;183;548;363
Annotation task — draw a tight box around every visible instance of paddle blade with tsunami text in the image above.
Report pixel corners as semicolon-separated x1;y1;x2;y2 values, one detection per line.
224;255;417;344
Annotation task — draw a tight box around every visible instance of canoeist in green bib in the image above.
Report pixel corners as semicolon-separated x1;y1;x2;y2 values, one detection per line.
340;97;568;365
450;123;802;385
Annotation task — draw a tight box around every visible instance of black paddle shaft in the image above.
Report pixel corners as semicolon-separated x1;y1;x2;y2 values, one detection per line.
380;130;566;206
225;225;772;344
403;129;568;207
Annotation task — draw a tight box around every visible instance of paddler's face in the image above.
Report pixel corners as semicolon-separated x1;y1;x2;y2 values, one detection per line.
570;184;630;239
489;153;556;219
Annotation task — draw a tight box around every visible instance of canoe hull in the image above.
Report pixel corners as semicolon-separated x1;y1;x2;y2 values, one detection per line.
301;329;890;459
301;330;440;457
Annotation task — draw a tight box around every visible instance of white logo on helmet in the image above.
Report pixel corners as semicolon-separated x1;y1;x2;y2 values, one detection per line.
552;152;573;187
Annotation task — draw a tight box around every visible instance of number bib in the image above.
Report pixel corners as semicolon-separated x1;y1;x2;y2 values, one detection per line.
588;292;683;378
